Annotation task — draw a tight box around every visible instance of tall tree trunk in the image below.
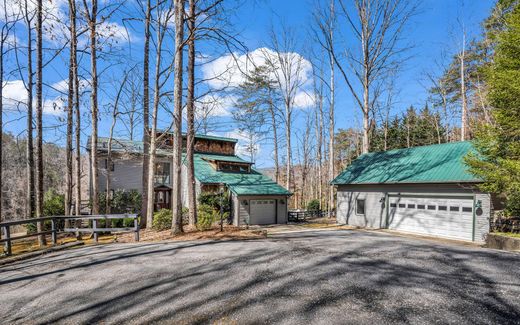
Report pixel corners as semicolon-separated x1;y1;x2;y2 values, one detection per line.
171;0;185;234
460;33;467;141
141;0;151;227
268;97;279;184
24;0;35;218
328;0;335;215
72;0;81;216
186;0;197;226
65;1;74;221
25;1;35;220
285;100;292;199
146;13;167;227
35;0;46;246
86;0;99;215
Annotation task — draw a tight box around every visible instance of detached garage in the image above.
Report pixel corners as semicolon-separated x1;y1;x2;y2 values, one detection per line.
332;142;492;242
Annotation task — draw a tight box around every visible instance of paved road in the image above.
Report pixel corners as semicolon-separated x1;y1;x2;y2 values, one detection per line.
1;230;520;324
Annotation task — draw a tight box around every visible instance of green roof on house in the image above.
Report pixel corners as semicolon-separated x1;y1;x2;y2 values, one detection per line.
331;141;481;185
192;153;291;196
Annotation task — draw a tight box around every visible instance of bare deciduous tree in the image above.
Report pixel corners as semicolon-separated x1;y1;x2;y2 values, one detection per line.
171;0;185;234
35;0;46;245
83;0;100;215
141;0;152;227
264;26;307;202
186;0;197;226
332;0;416;153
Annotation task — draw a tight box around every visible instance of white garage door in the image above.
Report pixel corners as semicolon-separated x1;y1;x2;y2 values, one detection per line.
387;196;475;241
250;200;276;225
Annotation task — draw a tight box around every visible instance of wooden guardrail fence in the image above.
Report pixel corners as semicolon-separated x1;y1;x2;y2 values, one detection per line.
288;210;335;222
0;214;139;256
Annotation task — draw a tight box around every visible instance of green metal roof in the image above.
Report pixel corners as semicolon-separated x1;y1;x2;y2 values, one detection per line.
192;153;291;196
92;137;290;196
331;141;482;185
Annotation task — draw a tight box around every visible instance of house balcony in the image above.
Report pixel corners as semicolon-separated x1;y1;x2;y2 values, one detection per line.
154;175;171;186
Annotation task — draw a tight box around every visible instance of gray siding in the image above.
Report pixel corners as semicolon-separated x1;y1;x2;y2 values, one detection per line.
98;156;143;192
232;194;289;226
336;183;491;242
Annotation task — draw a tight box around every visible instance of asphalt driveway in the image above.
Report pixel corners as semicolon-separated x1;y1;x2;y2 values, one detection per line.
1;230;519;324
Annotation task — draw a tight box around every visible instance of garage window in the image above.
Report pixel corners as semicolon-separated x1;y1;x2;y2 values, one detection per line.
356;199;365;215
417;204;425;209
450;206;460;212
462;207;473;213
398;203;405;208
390;203;397;208
427;205;436;210
407;204;416;209
438;205;447;211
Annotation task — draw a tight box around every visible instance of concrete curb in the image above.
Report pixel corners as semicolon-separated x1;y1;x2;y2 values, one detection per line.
0;241;85;266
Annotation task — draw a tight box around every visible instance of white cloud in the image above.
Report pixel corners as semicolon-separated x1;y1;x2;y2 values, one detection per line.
2;79;65;116
293;91;315;109
2;80;27;109
200;47;315;108
98;21;135;44
195;94;235;118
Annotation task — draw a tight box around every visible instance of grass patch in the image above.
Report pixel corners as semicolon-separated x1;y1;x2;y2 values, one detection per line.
493;232;520;239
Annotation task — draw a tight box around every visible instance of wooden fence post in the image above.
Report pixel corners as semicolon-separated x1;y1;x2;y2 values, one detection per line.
51;219;57;245
4;226;11;256
93;219;98;243
134;217;140;242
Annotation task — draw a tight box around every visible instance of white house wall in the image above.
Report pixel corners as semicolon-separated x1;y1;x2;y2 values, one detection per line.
336;183;491;242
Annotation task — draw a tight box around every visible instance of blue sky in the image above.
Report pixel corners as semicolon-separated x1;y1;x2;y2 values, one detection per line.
1;0;496;168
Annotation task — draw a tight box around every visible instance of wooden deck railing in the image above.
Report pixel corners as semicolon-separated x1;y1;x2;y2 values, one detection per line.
0;214;139;256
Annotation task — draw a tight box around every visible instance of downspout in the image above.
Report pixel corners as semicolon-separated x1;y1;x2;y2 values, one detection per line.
384;193;389;228
472;195;476;242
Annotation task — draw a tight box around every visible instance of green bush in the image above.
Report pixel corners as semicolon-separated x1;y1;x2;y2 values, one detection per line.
43;189;65;216
27;189;65;233
306;199;321;212
98;189;142;214
198;191;231;213
152;209;172;230
197;204;215;231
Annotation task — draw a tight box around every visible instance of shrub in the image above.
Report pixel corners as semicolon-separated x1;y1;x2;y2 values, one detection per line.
197;204;215;231
97;189;142;214
198;191;231;213
27;189;65;233
152;209;172;231
307;199;321;212
43;189;65;216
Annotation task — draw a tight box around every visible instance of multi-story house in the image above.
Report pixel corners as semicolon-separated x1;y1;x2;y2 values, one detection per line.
88;132;291;225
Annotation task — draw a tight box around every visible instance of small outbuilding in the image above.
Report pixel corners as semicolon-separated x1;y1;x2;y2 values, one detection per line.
332;141;493;242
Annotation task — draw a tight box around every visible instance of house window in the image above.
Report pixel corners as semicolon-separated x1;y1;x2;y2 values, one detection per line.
356;199;365;215
155;162;171;184
104;159;114;171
